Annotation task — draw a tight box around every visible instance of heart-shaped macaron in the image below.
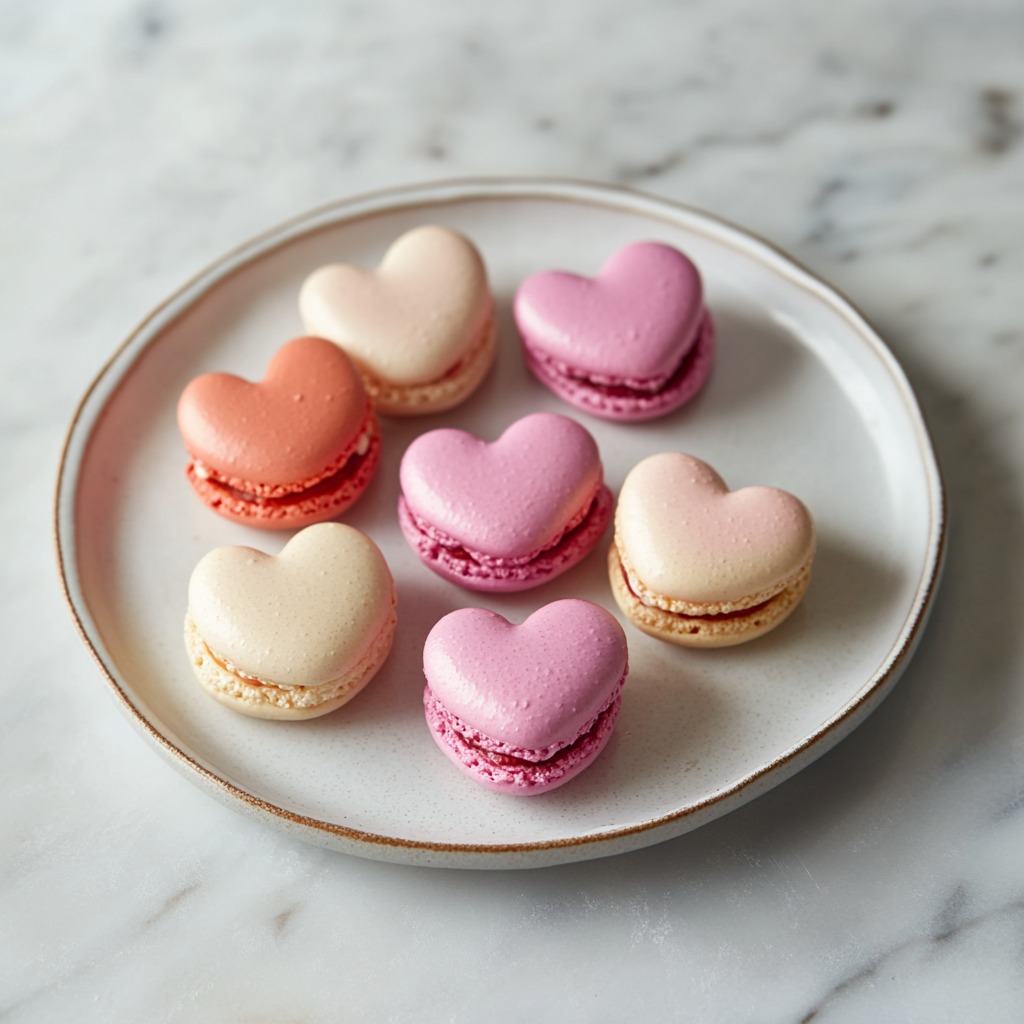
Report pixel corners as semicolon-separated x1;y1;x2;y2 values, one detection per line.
610;453;815;646
615;453;813;604
179;336;370;487
515;241;706;384
298;225;495;413
186;523;396;718
400;412;606;562
423;599;628;792
425;600;626;749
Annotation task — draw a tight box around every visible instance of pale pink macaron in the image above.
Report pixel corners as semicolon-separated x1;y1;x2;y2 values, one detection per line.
423;599;629;794
610;453;816;647
514;241;715;421
298;225;497;416
398;412;613;591
177;336;380;529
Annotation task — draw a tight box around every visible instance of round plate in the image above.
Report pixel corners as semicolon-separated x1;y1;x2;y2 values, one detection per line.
55;178;945;869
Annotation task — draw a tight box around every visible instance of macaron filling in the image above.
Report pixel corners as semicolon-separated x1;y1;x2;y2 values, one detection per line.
615;538;807;617
426;677;623;762
610;543;814;642
185;607;395;713
187;420;379;512
398;483;612;584
526;310;714;401
424;680;624;791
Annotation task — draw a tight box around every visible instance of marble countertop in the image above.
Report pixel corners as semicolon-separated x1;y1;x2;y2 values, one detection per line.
4;0;1023;1019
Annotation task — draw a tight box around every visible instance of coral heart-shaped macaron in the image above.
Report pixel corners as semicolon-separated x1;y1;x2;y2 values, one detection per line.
299;225;496;415
423;600;628;793
398;412;612;590
186;523;396;719
610;453;815;647
514;242;715;420
177;336;379;528
179;336;369;485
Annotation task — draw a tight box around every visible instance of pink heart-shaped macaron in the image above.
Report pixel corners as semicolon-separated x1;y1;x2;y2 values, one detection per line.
399;412;604;561
178;336;369;486
514;241;705;382
616;453;815;605
423;600;627;754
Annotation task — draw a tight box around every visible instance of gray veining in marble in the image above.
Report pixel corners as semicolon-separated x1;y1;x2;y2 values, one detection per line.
3;0;1024;1020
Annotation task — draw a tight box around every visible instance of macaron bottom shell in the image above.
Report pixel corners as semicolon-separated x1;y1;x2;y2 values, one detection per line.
523;311;715;422
608;544;813;648
185;427;381;530
397;483;613;592
424;686;623;795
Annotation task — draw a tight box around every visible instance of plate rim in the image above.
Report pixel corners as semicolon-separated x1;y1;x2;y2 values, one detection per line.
54;176;947;866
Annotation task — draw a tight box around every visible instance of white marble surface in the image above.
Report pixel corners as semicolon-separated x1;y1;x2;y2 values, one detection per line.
3;0;1023;1019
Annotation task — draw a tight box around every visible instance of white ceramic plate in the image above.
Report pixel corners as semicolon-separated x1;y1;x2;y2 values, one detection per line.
56;178;945;869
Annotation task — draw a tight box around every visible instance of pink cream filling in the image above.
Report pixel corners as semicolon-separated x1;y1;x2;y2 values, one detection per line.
400;485;603;569
424;678;624;765
530;311;712;394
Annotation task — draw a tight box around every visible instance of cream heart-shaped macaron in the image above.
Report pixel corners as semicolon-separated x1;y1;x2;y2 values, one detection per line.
609;453;815;647
423;599;629;794
299;225;496;415
185;523;397;719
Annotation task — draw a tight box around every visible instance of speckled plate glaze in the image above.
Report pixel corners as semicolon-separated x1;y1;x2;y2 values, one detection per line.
56;178;945;869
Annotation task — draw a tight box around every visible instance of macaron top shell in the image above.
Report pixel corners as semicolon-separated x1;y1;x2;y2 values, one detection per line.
423;599;628;751
400;412;604;561
188;523;395;687
616;453;815;604
514;242;705;384
299;225;493;386
177;336;369;486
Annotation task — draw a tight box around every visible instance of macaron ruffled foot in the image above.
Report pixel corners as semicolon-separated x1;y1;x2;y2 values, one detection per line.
397;412;612;592
514;241;714;421
177;336;380;529
609;453;815;647
299;225;497;415
423;599;628;794
185;523;397;719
